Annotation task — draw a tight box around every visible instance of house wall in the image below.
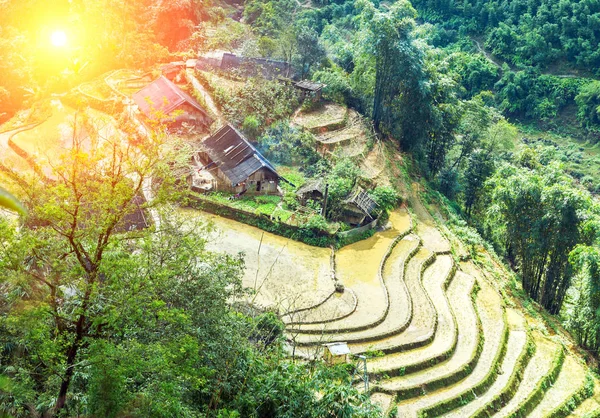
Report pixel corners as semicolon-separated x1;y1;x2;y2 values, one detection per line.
245;168;279;194
221;53;292;79
195;153;279;195
175;103;212;128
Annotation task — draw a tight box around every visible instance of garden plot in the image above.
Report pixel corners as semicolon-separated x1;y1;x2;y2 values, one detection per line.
392;274;507;417
199;71;246;93
494;332;562;418
528;354;589;418
315;110;371;157
290;210;411;333
440;309;529;417
291;235;419;345
293;102;348;133
368;260;467;376
176;209;333;311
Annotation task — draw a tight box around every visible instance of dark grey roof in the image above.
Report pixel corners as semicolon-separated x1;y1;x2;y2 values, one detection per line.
202;124;279;186
294;80;324;91
345;188;378;217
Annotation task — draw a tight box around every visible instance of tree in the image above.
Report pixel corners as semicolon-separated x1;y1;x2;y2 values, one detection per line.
0;111;193;416
295;26;326;78
354;0;432;150
566;243;600;355
462;148;495;218
576;81;600;130
486;162;593;314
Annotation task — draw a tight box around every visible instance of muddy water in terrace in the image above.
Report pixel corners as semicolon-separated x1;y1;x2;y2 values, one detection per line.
177;209;333;311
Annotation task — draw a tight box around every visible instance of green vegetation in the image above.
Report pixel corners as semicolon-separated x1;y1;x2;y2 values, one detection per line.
5;0;600;414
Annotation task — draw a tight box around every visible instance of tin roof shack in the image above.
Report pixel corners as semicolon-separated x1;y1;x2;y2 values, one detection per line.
296;178;326;206
132;76;213;130
195;124;283;195
322;342;351;365
340;188;378;226
294;80;324;102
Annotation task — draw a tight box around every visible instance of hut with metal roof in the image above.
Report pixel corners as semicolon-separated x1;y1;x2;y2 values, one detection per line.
340;188;378;226
132;76;213;130
294;80;324;102
195;124;283;194
322;342;351;365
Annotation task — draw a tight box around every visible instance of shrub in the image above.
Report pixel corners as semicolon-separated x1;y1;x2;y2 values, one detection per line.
242;115;261;140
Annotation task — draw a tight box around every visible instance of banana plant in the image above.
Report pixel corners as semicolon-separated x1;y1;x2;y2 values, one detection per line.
0;186;26;215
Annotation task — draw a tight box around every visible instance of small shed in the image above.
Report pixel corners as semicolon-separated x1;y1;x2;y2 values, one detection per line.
195;124;287;195
294;80;324;102
340;188;378;226
322;342;351;365
132;76;213;129
296;178;326;205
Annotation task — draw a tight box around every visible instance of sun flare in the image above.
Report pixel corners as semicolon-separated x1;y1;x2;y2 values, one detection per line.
51;30;67;47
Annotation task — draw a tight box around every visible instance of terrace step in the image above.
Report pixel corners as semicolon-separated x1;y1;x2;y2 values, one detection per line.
290;242;427;345
283;288;357;325
528;354;591;417
288;233;417;330
366;260;469;378
288;213;411;333
369;392;394;417
347;252;451;354
437;310;531;417
567;382;600;417
372;270;481;394
493;332;563;418
390;274;507;417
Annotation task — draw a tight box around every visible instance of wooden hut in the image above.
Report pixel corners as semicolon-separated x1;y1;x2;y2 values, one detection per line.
160;62;185;81
296;178;326;205
195;124;284;195
294;80;324;102
340;188;378;226
132;76;213;129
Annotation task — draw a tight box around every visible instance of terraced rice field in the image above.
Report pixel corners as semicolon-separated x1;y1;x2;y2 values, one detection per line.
177;198;599;417
279;209;599;417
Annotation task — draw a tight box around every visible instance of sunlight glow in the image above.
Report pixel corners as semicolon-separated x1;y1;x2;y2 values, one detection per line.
51;31;67;47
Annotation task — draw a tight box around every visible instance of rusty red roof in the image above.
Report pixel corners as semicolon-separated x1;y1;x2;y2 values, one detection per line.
132;76;210;121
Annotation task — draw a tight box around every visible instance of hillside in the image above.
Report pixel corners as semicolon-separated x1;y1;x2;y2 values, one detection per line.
2;0;600;416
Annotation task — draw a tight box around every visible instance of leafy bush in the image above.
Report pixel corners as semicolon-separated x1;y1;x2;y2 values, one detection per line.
369;186;401;212
215;78;299;130
242;115;261;140
257;121;325;171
